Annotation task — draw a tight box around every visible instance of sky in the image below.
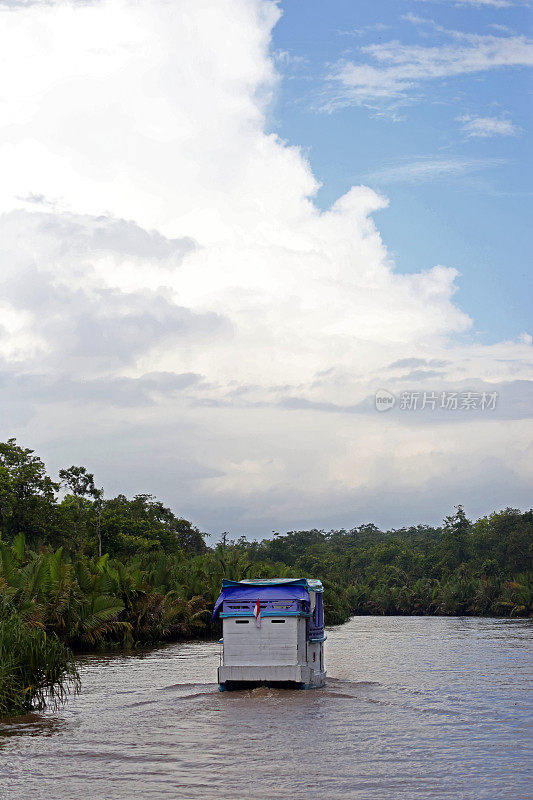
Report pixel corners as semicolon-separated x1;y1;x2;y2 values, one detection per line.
271;0;533;342
0;0;531;540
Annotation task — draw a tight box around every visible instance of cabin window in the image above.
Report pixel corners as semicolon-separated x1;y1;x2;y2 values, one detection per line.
235;620;250;624
271;619;286;623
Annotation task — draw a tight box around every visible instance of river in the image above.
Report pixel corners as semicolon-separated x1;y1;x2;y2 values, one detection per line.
1;616;531;799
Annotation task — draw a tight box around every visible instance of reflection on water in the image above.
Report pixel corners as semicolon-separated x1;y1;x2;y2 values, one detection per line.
0;714;66;742
0;617;531;800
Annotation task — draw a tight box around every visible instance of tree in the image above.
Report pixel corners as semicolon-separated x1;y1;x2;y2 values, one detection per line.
98;494;206;558
441;505;472;570
94;487;104;557
0;439;58;545
59;466;100;555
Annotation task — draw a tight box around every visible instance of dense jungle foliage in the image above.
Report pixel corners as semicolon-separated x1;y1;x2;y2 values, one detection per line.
1;437;531;715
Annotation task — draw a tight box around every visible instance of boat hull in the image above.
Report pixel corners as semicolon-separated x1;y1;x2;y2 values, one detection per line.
218;664;326;689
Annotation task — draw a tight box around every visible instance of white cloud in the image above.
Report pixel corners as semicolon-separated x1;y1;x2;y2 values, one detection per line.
338;23;391;38
364;156;507;184
323;29;533;110
458;114;521;137
490;24;517;33
0;0;531;534
416;0;521;7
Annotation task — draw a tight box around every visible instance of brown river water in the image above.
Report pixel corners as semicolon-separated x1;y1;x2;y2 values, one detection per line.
1;616;532;800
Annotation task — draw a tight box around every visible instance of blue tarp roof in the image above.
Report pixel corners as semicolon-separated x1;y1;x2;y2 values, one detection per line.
212;578;318;621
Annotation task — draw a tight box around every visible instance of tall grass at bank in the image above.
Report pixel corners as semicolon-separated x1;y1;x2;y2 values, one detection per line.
0;601;79;718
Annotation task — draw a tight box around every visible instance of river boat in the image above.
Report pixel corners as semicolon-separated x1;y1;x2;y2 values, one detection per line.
213;578;326;690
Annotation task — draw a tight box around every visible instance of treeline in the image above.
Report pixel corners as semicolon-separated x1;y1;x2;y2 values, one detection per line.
1;437;531;715
241;508;532;618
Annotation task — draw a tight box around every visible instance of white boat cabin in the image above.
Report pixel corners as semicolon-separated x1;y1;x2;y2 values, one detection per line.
213;578;326;689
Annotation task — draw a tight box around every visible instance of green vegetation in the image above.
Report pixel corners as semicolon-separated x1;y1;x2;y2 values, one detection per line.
0;599;79;718
1;437;531;715
241;506;532;619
